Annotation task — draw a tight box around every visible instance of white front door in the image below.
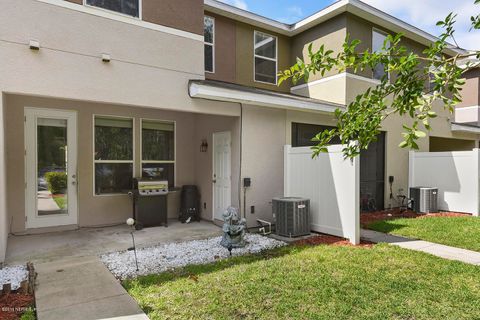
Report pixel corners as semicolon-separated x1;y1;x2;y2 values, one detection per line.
25;108;78;229
213;131;231;221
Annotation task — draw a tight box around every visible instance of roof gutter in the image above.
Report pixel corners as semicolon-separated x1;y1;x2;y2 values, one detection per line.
189;81;343;113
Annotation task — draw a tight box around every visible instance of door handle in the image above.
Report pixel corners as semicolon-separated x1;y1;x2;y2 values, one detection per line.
212;179;217;183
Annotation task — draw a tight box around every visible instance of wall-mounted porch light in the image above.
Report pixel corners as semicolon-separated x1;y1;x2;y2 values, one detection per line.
200;139;208;153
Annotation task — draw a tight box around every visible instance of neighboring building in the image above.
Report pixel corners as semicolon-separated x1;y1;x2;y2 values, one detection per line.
0;0;478;262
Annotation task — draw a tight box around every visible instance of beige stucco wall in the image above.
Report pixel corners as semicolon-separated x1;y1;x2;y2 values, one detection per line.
0;95;7;262
241;105;287;226
291;75;348;105
194;113;241;221
4;94;240;234
0;0;238;117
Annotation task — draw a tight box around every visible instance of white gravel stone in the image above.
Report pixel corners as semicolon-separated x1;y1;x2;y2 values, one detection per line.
0;265;28;290
101;234;286;279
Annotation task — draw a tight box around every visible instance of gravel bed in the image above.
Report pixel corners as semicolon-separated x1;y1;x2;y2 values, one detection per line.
0;265;28;290
101;233;286;279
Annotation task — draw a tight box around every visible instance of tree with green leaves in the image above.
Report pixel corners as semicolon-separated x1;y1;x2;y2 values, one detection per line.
279;1;480;159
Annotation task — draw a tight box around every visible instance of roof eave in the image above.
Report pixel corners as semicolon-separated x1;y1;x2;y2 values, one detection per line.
451;122;480;134
189;81;343;114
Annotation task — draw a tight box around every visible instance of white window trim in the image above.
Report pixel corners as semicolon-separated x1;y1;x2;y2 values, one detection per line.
254;30;278;85
372;27;391;81
93;114;135;197
83;0;142;20
140;118;176;187
204;16;215;74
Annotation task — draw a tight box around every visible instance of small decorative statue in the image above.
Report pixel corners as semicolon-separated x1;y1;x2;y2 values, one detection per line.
220;207;247;255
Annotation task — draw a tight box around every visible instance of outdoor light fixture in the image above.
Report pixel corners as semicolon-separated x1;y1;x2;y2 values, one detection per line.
200;139;208;152
101;53;111;63
29;40;40;50
126;218;139;272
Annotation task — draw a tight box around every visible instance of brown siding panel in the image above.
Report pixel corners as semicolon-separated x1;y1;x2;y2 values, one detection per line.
236;22;291;93
142;0;203;35
205;12;236;83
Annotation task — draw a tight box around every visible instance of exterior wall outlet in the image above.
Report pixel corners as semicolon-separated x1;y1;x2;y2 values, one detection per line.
250;205;255;214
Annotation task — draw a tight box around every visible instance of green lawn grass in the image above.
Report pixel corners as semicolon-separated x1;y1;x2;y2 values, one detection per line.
124;244;480;320
367;216;480;252
53;195;67;210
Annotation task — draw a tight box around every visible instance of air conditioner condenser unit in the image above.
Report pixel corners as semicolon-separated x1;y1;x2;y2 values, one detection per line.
273;197;310;237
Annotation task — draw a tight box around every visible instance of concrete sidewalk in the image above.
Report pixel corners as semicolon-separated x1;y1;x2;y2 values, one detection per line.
361;229;480;265
35;256;149;320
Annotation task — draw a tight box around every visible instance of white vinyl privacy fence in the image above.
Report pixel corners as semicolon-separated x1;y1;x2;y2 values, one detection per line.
284;145;360;244
409;150;480;216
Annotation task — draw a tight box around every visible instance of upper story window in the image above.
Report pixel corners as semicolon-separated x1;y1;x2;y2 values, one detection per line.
372;29;390;81
204;16;215;73
86;0;140;18
254;31;277;85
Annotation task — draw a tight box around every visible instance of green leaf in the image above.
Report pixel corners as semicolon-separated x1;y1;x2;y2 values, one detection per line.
414;131;426;138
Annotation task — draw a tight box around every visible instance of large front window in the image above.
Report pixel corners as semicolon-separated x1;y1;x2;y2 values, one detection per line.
372;29;390;81
254;31;277;84
94;116;134;195
86;0;140;18
141;120;175;188
204;16;215;73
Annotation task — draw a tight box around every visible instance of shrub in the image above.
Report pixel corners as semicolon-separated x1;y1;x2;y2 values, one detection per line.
45;171;67;194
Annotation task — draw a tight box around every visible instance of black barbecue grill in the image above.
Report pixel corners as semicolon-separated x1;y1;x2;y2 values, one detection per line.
131;178;169;229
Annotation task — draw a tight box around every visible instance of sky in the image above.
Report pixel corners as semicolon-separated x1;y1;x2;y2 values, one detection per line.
219;0;479;50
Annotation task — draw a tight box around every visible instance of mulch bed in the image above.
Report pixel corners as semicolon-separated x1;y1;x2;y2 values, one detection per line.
0;294;34;320
294;234;374;248
360;209;471;226
0;262;36;320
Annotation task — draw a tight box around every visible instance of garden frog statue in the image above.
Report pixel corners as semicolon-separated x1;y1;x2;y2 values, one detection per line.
220;206;247;254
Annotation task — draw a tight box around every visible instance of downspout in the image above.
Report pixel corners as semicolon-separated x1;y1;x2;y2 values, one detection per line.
238;103;244;217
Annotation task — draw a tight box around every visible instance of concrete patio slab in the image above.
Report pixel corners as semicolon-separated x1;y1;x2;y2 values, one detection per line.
6;220;222;265
4;220;221;320
361;229;480;265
